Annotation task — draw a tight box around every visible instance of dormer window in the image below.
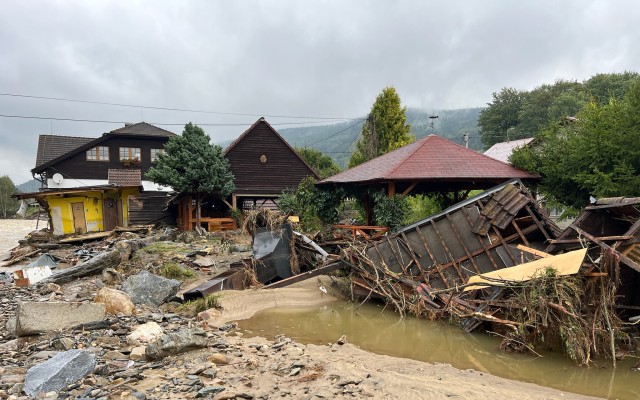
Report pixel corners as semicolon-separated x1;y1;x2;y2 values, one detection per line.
87;146;109;161
119;147;141;161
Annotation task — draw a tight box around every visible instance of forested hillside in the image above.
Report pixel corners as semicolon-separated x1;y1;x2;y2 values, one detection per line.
279;107;482;169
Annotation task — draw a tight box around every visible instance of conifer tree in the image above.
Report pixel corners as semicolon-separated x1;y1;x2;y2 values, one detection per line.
348;87;413;168
146;123;235;228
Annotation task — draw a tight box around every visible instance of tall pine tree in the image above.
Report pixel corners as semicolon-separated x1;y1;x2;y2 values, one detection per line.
348;87;413;168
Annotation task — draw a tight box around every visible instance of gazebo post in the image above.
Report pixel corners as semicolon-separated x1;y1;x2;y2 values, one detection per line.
387;181;396;197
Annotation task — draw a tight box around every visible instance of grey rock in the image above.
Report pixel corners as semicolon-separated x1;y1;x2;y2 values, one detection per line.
23;349;96;397
121;271;181;307
15;301;106;337
196;386;225;397
145;329;208;361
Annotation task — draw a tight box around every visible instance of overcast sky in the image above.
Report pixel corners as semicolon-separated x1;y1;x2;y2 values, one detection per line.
1;0;638;185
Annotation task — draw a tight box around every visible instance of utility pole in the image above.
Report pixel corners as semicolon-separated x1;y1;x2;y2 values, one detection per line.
368;113;377;159
463;132;469;148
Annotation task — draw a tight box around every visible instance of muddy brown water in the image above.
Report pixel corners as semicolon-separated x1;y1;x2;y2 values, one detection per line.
238;301;639;399
0;219;40;254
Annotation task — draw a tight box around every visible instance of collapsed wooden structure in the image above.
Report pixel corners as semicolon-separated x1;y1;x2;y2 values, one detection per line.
343;180;640;365
347;179;560;321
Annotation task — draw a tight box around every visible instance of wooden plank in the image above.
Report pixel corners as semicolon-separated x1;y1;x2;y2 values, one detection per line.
445;214;481;274
461;207;501;270
570;224;640;274
430;220;466;280
511;220;530;246
263;262;343;289
516;244;551;258
415;227;450;288
401;181;418;197
464;248;587;291
524;205;552;241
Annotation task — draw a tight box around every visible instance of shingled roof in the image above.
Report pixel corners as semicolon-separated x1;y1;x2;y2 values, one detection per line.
33;122;175;173
321;134;538;184
35;135;94;168
109;122;176;137
108;169;142;186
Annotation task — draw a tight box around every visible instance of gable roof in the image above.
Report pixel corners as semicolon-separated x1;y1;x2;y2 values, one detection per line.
224;117;319;178
32;122;175;173
484;138;534;164
320;134;538;184
109;122;176;137
35;135;94;168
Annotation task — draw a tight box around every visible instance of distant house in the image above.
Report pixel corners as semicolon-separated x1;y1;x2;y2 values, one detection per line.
484;138;534;164
224;117;319;210
30;122;176;227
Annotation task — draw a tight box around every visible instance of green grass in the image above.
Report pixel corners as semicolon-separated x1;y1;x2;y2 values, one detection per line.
159;262;196;279
179;294;222;315
142;241;188;254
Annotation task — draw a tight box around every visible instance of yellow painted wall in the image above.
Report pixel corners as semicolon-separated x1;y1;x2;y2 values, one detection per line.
46;188;139;235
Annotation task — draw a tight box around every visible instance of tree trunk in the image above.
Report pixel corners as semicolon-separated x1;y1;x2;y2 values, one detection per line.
195;193;202;230
39;249;121;285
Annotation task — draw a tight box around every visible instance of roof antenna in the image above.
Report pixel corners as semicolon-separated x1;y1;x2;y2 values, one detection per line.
141;108;144;122
428;115;439;133
50;119;53;134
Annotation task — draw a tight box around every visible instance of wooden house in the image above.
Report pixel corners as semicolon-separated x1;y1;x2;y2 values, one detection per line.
31;122;175;225
175;118;319;231
15;183;140;235
224;117;319;210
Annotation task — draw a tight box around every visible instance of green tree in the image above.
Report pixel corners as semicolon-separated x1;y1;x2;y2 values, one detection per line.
478;87;526;148
584;71;639;105
348;87;413;168
0;176;19;218
517;80;584;135
146;123;235;228
511;79;640;212
296;147;340;179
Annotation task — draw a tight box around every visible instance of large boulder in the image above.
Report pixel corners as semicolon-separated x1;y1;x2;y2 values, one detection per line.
24;349;96;397
15;302;106;337
94;287;136;315
127;321;164;345
121;270;180;307
145;329;208;360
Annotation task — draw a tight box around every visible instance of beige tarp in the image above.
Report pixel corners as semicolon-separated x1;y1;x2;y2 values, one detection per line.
464;248;588;291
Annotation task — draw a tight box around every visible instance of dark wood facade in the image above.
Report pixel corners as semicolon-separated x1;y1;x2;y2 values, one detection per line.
33;135;170;182
225;118;318;200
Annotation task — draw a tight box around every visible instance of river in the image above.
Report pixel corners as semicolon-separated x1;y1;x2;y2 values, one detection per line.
0;219;41;254
238;301;639;399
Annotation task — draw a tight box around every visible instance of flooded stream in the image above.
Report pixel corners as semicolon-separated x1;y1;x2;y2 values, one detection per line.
238;301;639;399
0;219;40;254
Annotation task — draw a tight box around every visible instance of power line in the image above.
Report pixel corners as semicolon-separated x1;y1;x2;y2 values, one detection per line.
0;92;355;121
305;118;366;147
0;113;342;127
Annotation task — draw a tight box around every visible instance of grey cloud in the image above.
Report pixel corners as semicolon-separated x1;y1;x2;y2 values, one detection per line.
1;0;639;184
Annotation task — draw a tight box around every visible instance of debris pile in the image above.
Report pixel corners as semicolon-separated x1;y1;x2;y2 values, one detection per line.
338;180;640;365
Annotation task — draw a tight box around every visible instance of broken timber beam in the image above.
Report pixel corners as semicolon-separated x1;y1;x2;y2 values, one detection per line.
262;261;344;289
569;224;640;274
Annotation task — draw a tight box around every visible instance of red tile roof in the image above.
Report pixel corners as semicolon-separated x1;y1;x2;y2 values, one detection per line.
321;135;538;184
